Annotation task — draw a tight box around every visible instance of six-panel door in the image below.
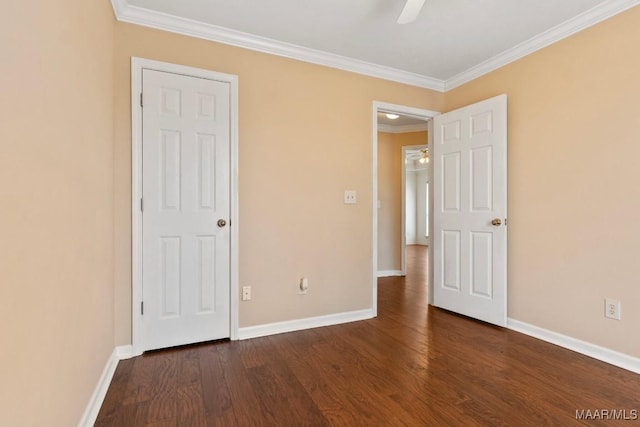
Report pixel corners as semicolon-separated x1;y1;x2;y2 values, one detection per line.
142;69;231;351
433;95;507;326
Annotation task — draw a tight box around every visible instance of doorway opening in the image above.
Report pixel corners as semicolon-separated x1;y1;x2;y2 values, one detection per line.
371;102;439;315
403;144;430;277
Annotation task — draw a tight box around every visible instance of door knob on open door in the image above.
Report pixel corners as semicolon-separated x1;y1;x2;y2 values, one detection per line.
217;219;227;228
491;218;502;226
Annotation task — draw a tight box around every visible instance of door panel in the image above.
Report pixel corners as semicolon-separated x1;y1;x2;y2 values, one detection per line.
433;94;507;326
142;69;230;351
442;230;461;291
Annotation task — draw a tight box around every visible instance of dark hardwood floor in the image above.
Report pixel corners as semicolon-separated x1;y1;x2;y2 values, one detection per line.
96;245;640;426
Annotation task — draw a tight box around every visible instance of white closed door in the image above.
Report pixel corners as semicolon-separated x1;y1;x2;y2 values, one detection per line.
433;94;507;326
142;69;230;351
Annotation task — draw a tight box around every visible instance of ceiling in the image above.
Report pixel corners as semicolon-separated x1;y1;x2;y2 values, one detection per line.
377;112;426;128
115;0;637;90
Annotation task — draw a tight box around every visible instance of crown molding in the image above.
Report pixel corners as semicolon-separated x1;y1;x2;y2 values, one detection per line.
111;0;639;94
110;0;445;92
378;123;429;134
445;0;640;91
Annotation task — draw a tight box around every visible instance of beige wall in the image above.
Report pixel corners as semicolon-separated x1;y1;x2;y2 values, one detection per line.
377;132;400;271
114;23;445;342
446;6;640;357
0;0;115;426
377;131;428;271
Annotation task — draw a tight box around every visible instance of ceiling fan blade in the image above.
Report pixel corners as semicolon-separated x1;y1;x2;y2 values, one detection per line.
397;0;426;24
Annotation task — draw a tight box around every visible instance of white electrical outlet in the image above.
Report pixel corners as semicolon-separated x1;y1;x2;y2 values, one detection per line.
344;190;357;204
605;298;621;320
242;286;252;301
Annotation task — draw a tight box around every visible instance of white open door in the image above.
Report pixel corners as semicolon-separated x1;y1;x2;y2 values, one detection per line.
141;68;231;351
433;94;507;326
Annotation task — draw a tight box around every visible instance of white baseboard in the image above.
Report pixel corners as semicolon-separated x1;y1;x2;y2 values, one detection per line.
507;318;640;374
377;270;403;278
77;345;137;427
237;308;374;340
77;348;120;427
115;344;140;359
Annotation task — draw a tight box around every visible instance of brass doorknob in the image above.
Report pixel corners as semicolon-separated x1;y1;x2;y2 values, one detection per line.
217;219;227;228
491;218;502;226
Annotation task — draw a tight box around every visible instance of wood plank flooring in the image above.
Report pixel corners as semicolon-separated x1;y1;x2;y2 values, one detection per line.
96;245;640;426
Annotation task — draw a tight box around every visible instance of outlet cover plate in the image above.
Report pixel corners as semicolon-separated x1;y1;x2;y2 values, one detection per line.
605;298;621;320
344;190;357;204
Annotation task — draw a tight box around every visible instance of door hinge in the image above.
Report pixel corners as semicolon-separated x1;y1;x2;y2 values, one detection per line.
141;301;144;315
140;92;143;107
140;197;144;212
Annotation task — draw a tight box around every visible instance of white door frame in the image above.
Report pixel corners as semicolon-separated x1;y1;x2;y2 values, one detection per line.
401;143;428;276
131;57;240;354
371;102;439;315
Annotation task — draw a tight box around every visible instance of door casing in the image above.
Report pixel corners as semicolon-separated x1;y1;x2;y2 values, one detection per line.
131;57;240;355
